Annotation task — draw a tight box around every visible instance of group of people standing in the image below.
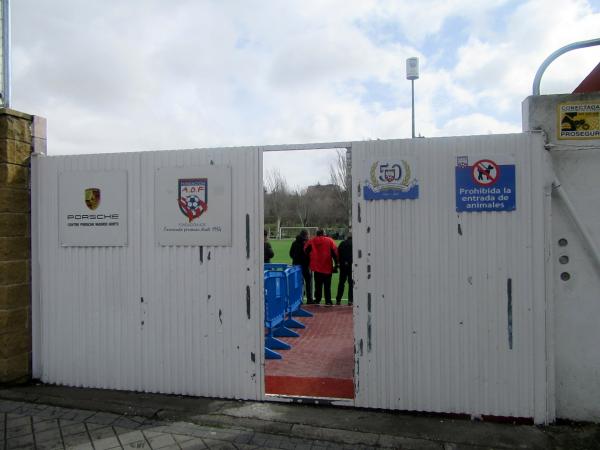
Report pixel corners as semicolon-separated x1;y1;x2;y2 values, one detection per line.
288;229;353;306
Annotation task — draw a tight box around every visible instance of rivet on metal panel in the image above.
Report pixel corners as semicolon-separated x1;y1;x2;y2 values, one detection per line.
208;294;212;301
199;247;203;263
558;238;568;247
559;255;569;265
210;160;214;165
140;297;144;303
367;265;371;273
467;276;473;285
357;203;361;223
458;223;463;236
246;214;250;259
560;272;571;281
367;226;371;233
246;286;251;319
507;278;513;350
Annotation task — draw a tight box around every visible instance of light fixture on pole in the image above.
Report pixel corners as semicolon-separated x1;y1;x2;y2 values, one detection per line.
406;57;419;138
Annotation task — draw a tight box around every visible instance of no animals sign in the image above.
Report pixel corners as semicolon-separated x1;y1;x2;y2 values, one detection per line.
455;156;516;213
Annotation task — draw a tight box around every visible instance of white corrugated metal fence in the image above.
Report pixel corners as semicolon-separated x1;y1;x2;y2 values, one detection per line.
351;134;553;423
32;147;263;399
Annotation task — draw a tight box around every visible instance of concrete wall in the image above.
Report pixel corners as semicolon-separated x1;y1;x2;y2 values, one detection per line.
523;92;600;421
0;109;45;384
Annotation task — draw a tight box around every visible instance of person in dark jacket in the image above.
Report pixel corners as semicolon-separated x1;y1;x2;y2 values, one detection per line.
336;234;353;306
305;229;338;306
289;229;313;304
264;229;274;263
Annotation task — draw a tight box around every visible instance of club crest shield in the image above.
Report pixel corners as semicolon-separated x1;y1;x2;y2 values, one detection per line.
84;188;101;210
178;178;208;222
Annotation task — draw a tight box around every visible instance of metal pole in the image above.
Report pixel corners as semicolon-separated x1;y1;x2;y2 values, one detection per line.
2;0;10;108
532;37;600;96
411;79;415;138
552;178;600;273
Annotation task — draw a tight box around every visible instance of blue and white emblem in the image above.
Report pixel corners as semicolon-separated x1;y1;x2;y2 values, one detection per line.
364;160;418;200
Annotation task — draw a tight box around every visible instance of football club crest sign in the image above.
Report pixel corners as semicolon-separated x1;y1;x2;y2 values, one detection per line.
178;178;208;222
84;188;101;210
363;160;419;200
156;166;231;246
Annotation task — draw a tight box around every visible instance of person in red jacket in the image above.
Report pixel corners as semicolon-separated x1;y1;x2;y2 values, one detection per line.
304;229;339;306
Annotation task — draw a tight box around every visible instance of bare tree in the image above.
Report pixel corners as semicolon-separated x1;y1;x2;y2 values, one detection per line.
329;149;351;225
264;168;289;233
292;187;312;227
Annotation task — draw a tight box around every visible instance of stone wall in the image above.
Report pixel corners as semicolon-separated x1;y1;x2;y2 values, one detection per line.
0;109;36;383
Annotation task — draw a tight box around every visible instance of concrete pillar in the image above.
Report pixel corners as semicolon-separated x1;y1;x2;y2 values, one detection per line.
0;108;44;383
523;93;600;421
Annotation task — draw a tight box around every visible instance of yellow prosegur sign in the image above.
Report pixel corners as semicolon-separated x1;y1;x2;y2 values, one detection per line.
558;101;600;140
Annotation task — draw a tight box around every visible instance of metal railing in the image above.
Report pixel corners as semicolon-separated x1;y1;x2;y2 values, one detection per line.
532;37;600;96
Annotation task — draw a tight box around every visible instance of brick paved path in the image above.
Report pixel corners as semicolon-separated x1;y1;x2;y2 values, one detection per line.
0;399;385;450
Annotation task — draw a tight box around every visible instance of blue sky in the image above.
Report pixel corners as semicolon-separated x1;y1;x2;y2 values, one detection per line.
11;0;600;188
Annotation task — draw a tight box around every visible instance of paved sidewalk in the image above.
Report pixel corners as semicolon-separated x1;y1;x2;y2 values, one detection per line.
2;398;373;450
1;385;600;449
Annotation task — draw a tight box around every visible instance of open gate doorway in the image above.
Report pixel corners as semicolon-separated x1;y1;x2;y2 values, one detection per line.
260;143;356;403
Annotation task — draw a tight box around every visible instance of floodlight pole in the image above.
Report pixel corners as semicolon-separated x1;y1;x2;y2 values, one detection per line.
411;79;415;138
1;0;10;108
406;57;419;139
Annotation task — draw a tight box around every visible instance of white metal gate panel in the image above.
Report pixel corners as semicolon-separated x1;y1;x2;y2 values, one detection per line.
33;147;263;399
352;134;552;423
34;153;144;390
139;148;262;398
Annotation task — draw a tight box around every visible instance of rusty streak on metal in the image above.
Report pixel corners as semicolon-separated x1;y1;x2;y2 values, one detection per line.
367;316;372;353
245;214;250;259
507;278;513;350
246;286;251;319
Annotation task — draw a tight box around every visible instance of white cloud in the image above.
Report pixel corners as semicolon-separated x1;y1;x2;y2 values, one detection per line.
9;0;600;185
434;113;521;137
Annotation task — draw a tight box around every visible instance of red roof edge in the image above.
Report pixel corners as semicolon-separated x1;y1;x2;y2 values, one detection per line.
573;62;600;93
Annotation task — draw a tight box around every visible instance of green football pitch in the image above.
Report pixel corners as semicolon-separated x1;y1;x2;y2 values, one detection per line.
267;238;351;304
